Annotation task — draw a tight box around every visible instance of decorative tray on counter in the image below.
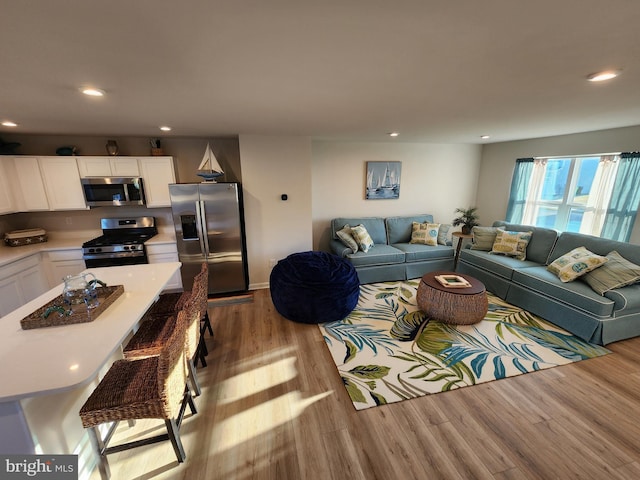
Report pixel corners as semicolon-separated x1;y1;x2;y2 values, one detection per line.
20;285;125;330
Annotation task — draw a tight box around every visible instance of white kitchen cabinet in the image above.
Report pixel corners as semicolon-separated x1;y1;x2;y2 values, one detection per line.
138;156;176;207
77;157;140;177
147;243;183;291
0;157;16;214
43;249;85;288
0;254;49;318
38;157;87;210
11;156;50;211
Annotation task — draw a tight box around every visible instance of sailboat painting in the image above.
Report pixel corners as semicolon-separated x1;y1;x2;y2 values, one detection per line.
366;161;401;199
197;142;225;182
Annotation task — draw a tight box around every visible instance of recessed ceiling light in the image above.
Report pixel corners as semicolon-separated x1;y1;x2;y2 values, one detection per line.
586;70;620;82
159;126;172;131
480;135;490;140
2;121;18;127
81;88;105;97
388;132;399;137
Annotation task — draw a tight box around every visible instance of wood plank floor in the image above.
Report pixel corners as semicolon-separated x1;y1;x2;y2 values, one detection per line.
95;289;640;480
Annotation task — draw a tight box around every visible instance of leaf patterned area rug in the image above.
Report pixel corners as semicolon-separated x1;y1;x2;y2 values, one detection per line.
319;278;610;410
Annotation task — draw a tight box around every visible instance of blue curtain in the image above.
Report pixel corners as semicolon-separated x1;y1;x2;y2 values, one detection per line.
601;153;640;242
505;158;534;223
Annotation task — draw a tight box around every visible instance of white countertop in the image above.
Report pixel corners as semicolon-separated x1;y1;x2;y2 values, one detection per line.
0;231;177;268
0;262;181;402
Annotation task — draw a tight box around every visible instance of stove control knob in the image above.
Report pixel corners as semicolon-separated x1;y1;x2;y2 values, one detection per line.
88;248;95;253
96;248;102;253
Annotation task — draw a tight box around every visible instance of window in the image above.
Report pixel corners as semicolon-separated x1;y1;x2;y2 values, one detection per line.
512;154;620;236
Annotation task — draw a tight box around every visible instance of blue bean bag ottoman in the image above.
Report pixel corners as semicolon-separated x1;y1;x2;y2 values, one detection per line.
270;251;360;324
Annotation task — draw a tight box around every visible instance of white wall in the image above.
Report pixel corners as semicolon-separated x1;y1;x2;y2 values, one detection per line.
478;125;640;244
239;135;313;289
312;141;483;251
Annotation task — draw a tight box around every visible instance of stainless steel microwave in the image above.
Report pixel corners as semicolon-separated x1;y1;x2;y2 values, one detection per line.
81;177;146;207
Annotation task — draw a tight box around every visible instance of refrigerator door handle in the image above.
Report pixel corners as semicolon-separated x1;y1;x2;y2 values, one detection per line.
195;200;209;257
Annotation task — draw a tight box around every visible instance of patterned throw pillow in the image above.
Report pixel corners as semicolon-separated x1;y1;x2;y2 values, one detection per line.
350;224;374;252
490;229;532;261
437;223;452;245
547;246;608;283
336;224;358;254
582;250;640;295
470;226;499;251
410;222;439;246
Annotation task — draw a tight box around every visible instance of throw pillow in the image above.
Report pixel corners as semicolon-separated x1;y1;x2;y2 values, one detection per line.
470;226;499;251
490;229;532;261
350;224;374;253
582;250;640;295
437;223;452;245
410;222;439;246
547;246;608;283
336;224;359;254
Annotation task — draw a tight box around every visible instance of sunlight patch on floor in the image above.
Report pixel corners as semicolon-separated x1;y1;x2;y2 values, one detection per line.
211;390;333;454
217;357;299;404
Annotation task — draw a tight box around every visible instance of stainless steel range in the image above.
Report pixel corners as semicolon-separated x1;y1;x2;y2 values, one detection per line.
82;217;158;268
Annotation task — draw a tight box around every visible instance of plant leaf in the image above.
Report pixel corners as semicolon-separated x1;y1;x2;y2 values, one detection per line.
348;364;391;380
342;377;366;403
389;310;430;341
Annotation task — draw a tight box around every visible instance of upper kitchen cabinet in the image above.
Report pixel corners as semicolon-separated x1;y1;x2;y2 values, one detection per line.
0;157;16;214
138;156;176;207
77;156;140;177
38;157;87;210
11;156;50;211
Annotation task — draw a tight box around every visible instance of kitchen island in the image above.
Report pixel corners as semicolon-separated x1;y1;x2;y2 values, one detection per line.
0;262;181;479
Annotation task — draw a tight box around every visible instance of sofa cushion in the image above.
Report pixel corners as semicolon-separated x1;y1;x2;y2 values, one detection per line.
512;267;614;318
582;250;640;295
490;229;532;261
459;249;539;280
351;224;375;252
345;244;405;267
410;222;439;246
335;224;358;254
385;215;434;244
549;231;640;266
470;226;498;251
604;284;640;316
332;217;387;245
392;243;454;263
493;222;558;264
547;246;608;282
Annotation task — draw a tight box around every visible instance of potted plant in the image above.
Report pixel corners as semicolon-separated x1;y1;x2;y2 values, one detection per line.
452;207;480;234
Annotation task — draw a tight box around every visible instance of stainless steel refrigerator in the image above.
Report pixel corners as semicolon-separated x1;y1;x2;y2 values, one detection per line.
169;182;248;295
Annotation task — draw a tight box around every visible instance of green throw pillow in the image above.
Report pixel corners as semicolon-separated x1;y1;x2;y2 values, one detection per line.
410;222;439;246
547;246;608;283
490;229;532;261
336;224;358;254
351;224;374;253
470;226;498;251
582;250;640;295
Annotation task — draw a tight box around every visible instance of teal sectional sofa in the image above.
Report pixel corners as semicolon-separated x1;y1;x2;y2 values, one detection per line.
329;215;455;284
457;222;640;345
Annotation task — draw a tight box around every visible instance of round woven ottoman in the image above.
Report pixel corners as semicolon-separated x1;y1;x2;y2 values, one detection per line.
270;251;360;324
416;271;488;325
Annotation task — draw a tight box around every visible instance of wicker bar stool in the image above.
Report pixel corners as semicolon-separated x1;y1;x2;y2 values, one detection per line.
145;263;212;367
79;310;195;480
123;270;206;396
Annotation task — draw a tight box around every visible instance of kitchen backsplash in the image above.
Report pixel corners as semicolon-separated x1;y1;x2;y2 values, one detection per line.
2;207;174;237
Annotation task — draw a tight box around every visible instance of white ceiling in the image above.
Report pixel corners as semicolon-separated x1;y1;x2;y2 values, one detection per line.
2;0;640;144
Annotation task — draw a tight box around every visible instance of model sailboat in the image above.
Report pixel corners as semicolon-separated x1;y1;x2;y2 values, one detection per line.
197;143;225;182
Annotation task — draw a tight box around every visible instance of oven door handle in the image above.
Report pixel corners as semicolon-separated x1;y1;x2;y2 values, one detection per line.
195;200;209;257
